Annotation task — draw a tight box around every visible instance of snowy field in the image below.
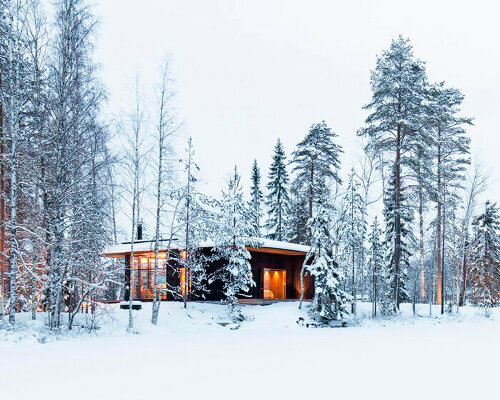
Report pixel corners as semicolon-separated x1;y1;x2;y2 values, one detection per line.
1;302;499;400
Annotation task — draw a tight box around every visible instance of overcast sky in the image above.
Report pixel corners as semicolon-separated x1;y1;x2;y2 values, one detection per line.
92;0;499;226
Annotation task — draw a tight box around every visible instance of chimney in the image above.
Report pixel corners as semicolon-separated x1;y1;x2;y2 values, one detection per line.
136;222;143;241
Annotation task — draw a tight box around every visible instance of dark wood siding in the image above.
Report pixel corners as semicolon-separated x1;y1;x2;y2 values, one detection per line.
126;248;314;301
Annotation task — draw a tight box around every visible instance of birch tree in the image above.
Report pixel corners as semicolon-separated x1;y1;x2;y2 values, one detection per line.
151;59;177;325
124;78;146;332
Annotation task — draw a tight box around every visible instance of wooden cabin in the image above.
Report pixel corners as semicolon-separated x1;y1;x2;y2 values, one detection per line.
103;239;314;302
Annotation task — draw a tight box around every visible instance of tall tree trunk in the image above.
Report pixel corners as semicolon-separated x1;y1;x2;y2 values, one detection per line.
394;125;402;309
351;182;356;314
372;246;377;318
8;44;19;324
436;132;442;309
459;231;468;307
418;175;425;303
309;163;314;219
128;177;137;332
0;76;4;322
183;140;192;309
298;253;311;310
152;125;164;324
441;190;446;314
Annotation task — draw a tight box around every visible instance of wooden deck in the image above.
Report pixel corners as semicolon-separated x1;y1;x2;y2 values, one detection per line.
237;298;310;305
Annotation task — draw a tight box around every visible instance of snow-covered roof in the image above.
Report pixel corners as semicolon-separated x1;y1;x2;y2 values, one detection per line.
102;238;310;257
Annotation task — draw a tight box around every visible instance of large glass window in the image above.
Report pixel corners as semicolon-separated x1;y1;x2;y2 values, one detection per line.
131;254;168;299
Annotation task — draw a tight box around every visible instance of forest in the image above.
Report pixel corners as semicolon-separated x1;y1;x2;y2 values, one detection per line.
0;0;499;331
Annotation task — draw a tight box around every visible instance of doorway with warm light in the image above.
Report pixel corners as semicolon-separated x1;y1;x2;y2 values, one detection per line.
263;268;286;299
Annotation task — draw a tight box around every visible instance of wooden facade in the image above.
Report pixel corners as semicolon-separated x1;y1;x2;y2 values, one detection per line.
106;241;314;302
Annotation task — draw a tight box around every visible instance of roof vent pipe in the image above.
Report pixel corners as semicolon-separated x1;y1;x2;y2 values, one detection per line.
136;222;143;241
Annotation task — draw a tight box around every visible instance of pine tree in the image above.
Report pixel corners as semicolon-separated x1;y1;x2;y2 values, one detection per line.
381;164;412;314
359;36;428;308
469;201;500;309
292;120;342;222
427;82;472;313
212;166;258;320
266;139;289;241
368;217;383;317
248;159;263;237
306;198;349;322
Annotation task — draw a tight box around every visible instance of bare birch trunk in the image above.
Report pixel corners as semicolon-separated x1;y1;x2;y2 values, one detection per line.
152;64;170;324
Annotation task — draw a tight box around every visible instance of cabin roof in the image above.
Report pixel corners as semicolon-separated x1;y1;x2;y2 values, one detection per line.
102;238;310;258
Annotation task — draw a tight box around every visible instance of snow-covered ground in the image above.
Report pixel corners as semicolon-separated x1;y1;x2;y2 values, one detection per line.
1;302;499;400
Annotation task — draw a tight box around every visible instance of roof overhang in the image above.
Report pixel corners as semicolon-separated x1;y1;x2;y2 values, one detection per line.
102;238;310;258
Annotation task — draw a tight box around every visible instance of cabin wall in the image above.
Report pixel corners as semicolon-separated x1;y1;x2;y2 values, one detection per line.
247;252;313;300
124;249;314;301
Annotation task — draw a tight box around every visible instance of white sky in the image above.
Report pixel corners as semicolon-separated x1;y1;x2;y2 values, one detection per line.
91;0;499;233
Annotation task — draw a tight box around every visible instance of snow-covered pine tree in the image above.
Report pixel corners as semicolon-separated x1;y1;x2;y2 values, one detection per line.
368;217;383;317
426;82;472;313
359;36;428;309
212;166;259;320
469;201;500;310
341;168;366;314
287;180;309;245
381;164;412;314
265;139;289;241
248;159;263;237
292;120;342;224
176;137;211;306
306;197;349;323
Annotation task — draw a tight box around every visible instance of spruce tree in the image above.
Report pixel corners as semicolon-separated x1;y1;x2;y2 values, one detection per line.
381;164;412;314
368;217;383;317
248;159;263;237
287;181;309;245
176;137;210;307
341;168;366;314
359;36;428;309
266;139;289;241
212;166;258;320
292;120;342;221
306;198;349;322
469;201;500;309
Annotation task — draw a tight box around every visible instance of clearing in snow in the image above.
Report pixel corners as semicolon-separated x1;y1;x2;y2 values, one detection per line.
1;302;498;400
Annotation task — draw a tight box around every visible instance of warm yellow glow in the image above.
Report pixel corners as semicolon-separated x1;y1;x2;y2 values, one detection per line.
180;267;192;297
180;267;186;297
180;250;188;261
263;268;286;299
